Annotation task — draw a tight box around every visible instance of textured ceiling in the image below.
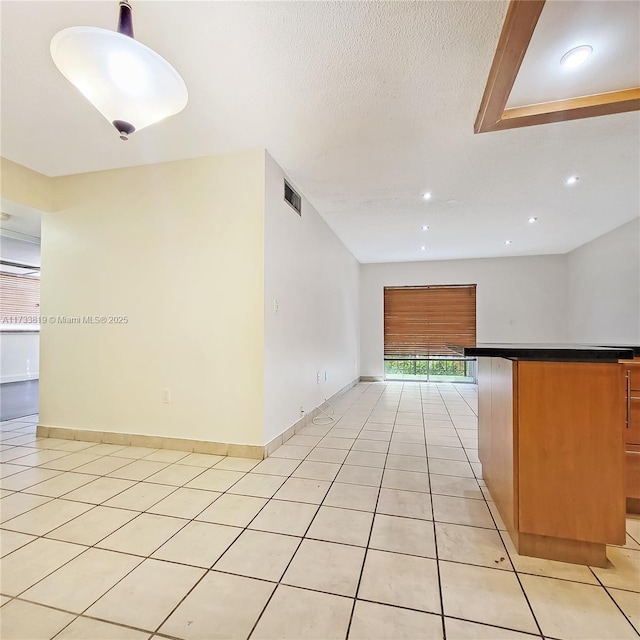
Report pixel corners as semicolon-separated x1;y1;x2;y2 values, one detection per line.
1;1;639;263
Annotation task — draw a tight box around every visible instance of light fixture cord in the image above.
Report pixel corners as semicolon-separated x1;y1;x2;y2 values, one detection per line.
117;0;134;38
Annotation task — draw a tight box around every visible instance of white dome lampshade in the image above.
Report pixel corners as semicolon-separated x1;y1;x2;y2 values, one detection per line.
50;1;188;140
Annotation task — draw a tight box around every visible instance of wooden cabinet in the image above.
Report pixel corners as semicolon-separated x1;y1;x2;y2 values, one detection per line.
478;358;517;534
478;357;626;567
627;446;640;511
622;360;640;512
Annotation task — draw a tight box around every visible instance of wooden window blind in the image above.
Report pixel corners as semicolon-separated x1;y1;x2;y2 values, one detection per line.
0;272;40;321
384;285;476;357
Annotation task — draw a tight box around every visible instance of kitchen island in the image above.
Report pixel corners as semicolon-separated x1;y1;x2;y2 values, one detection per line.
455;344;634;567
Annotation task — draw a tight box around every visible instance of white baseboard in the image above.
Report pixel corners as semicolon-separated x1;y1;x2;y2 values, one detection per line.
264;377;360;456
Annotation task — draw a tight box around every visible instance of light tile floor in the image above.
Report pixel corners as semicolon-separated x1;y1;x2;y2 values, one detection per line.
1;382;639;640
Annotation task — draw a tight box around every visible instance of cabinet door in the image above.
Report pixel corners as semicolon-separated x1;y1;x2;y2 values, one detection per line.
627;397;640;445
489;358;517;534
517;361;625;545
625;367;640;445
626;445;640;500
477;357;517;534
477;357;492;467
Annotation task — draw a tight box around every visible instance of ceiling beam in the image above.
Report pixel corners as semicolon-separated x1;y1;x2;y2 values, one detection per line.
495;88;640;130
474;0;640;133
474;0;546;134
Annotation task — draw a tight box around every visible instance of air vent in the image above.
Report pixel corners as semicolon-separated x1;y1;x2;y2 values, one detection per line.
284;180;302;216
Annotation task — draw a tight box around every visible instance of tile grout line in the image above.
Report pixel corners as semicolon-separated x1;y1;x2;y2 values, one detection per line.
3;415;312;638
4;439;542;564
3;444;261;524
426;381;449;640
150;426;331;638
437;380;539;634
246;381;385;639
2;447;286;624
586;563;639;635
5;584;579;640
2;391;639;639
141;447;315;637
345;380;401;638
6;494;627;610
2;499;172;640
446;381;545;639
155;383;383;637
0;385;494;631
2;469;223;628
299;384;390;631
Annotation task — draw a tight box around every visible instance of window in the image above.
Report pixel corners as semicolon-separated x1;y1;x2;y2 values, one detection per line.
383;284;476;382
0;271;41;323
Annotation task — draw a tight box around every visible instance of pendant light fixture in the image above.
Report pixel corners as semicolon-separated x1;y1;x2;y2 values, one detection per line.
50;1;188;140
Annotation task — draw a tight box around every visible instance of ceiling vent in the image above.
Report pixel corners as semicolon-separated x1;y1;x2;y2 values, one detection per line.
284;180;302;216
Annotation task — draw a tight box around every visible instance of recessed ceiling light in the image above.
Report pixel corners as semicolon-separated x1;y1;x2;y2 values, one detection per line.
504;240;512;245
421;246;426;251
421;225;429;231
528;217;538;224
560;45;593;69
565;175;579;186
422;192;432;201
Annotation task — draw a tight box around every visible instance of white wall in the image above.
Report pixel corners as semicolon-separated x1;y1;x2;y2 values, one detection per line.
360;255;568;378
567;218;640;344
0;235;41;266
0;333;39;382
0;237;41;382
263;152;360;442
40;151;266;445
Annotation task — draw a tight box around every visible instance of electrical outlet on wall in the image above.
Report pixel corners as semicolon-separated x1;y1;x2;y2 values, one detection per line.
162;388;171;404
316;371;321;384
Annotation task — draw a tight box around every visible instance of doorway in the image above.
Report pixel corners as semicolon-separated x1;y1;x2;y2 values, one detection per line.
0;211;42;421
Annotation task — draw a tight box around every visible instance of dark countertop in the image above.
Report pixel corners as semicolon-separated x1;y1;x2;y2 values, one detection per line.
449;343;635;362
595;345;640;358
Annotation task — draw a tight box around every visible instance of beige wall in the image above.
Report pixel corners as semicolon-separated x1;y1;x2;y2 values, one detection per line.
1;157;53;212
40;151;266;445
